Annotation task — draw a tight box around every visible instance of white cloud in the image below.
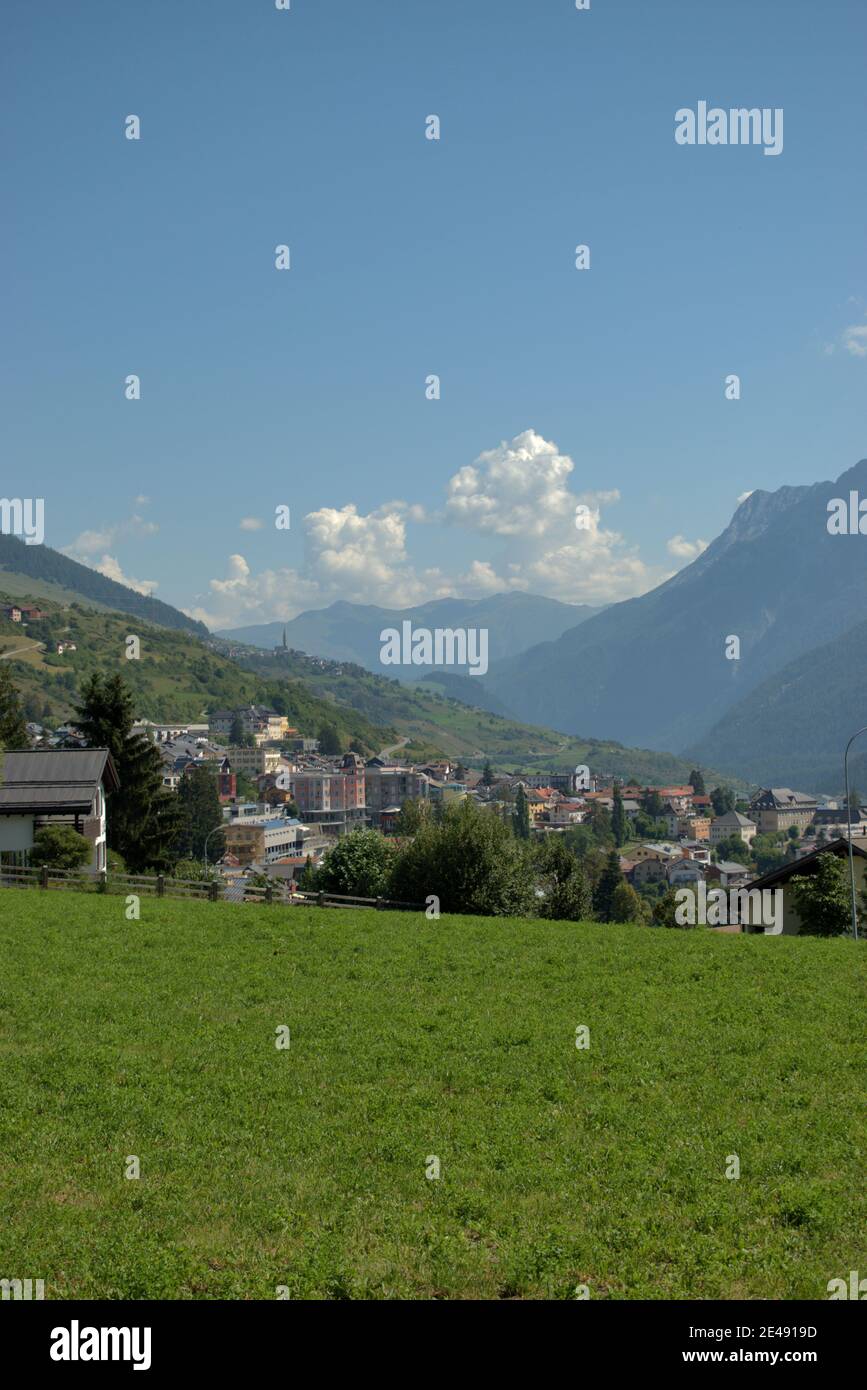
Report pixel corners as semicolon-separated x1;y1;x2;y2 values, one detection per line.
91;554;158;596
65;508;158;559
843;318;867;357
666;534;708;561
736;490;754;506
239;516;264;531
191;429;670;627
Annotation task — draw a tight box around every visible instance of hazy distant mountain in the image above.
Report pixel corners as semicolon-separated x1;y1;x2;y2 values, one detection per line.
687;613;867;794
219;592;601;678
481;459;867;754
0;533;208;637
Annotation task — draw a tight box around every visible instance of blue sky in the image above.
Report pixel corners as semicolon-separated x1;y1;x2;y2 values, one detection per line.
3;0;865;628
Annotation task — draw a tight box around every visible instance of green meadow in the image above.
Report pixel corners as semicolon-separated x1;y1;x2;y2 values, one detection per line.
0;889;863;1300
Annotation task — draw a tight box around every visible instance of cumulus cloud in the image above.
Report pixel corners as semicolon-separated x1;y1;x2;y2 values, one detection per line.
239;517;264;531
442;429;663;604
90;554;158;596
188;505;452;628
65;507;158;560
666;534;708;561
191;429;670;626
843;317;867;357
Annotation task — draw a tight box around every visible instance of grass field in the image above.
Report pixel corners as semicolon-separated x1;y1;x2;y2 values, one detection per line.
0;889;864;1300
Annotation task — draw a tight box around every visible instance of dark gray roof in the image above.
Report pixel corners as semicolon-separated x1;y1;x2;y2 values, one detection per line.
0;748;118;813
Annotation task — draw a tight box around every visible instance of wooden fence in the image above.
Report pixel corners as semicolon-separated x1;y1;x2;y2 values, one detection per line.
0;864;424;913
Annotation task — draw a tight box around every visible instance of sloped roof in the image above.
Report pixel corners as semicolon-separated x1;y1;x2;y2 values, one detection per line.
747;837;867;890
0;748;119;813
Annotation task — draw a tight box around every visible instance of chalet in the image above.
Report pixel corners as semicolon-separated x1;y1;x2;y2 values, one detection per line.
740;839;867;935
0;748;119;872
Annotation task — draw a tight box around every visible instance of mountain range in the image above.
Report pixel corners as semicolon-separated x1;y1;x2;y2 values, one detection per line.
473;458;867;788
7;455;866;793
219;593;600;678
0;533;207;637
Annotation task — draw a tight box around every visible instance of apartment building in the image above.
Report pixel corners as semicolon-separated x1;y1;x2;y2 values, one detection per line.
289;752;367;835
364;767;430;825
749;788;817;834
225;745;286;776
223;816;306;867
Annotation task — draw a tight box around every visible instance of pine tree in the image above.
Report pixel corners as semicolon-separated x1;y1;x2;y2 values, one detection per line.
612;781;626;847
174;764;224;861
0;664;29;750
513;785;531;839
688;768;706;796
75;673;181;871
318;722;342;755
593;849;623;922
481;759;495;787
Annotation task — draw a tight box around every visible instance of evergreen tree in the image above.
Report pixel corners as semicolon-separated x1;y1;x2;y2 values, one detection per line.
537;837;591;921
710;785;735;816
0;664;29;750
481;759;495;787
174;764;224;861
318;722;342;756
75;673;181;872
688;768;706;796
593;849;623;922
609;881;648;924
229;712;246;745
642;789;664;819
652;887;682;928
513;785;531;840
612;781;626;847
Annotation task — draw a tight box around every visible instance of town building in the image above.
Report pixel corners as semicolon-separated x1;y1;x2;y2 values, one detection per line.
364;767;430;825
710;810;757;847
289;752;367;835
741;839;867;935
749;788;818;834
0;748;119;872
223;816;306;867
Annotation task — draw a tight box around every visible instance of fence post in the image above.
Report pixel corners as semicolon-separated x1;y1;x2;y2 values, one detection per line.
209;881;219;902
40;865;49;890
265;881;273;905
317;891;325;908
156;874;165;898
375;896;384;910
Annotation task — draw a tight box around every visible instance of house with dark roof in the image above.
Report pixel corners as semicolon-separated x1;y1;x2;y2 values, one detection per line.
0;748;119;871
740;838;867;935
749;787;817;834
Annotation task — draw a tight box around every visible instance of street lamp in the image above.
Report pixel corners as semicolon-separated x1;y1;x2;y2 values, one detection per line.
842;727;867;940
203;823;225;873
